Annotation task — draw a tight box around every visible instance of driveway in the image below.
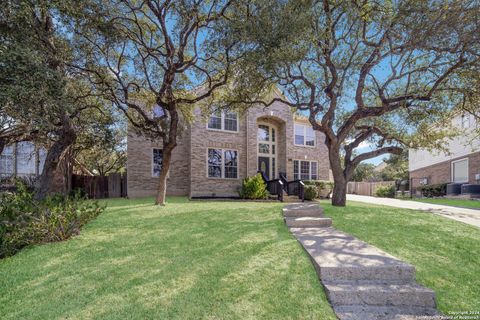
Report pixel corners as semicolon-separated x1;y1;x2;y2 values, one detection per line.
347;194;480;228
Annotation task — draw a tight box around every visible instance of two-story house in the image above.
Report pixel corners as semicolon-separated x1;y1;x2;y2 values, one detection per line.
127;96;331;198
409;113;480;190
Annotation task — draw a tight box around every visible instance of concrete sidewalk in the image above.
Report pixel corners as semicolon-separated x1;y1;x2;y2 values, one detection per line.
284;203;440;319
347;194;480;228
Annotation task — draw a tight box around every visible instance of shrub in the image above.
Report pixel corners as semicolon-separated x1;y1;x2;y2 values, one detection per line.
0;176;36;193
304;180;334;198
0;181;104;258
304;185;317;201
375;185;396;198
417;183;447;198
239;174;268;199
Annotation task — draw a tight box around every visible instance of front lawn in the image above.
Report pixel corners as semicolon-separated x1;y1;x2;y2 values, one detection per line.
404;197;480;209
321;200;480;314
0;197;336;320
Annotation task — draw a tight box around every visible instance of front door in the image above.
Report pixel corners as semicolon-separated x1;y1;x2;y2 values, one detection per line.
257;122;277;179
258;157;270;180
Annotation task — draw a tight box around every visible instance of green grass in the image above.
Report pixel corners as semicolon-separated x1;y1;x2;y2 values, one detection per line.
2;197;478;318
0;197;336;320
321;200;480;313
401;197;480;209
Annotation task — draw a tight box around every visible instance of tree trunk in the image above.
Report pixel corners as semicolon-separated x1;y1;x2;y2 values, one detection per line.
34;120;76;201
331;177;347;206
155;147;172;206
155;105;179;206
328;144;348;206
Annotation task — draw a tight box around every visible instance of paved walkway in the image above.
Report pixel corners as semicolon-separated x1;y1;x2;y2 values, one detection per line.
347;194;480;228
283;203;440;320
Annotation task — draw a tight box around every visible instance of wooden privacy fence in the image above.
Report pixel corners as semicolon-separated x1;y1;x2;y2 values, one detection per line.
347;181;395;196
72;173;127;199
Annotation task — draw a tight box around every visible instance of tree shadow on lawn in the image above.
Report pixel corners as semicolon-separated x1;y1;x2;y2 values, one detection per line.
0;198;336;320
319;200;480;313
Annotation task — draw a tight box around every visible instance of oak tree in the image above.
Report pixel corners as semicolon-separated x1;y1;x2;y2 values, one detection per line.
74;0;237;205
225;0;480;206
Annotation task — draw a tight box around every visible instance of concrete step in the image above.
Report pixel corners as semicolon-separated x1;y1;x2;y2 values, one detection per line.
318;265;416;283
282;203;324;217
333;305;440;320
285;217;332;228
323;281;436;308
290;227;416;282
282;195;302;203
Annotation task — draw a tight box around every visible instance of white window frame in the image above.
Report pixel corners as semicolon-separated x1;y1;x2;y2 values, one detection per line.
257;122;278;179
451;158;469;183
206;148;239;179
207;111;239;133
294;123;316;147
293;159;318;180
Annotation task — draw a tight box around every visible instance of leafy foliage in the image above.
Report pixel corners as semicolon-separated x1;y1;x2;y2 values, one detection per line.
74;113;127;176
221;0;480;205
351;163;381;182
375;185;396;198
239;174;268;200
381;152;409;182
0;0;110;200
304;180;334;198
417;183;448;198
0;181;104;258
73;0;239;204
304;185;318;201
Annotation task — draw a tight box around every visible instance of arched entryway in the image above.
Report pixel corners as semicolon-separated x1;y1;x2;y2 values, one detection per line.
257;121;278;179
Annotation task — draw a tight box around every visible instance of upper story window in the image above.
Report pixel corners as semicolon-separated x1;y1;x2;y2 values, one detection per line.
152;148;163;177
207;148;238;179
207;110;238;132
152;105;166;119
294;123;315;147
258;124;269;141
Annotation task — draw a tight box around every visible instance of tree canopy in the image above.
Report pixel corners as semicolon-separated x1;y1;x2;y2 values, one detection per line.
73;0;239;204
221;0;480;205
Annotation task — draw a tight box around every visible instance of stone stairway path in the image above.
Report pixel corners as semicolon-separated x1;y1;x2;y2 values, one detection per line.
283;203;441;320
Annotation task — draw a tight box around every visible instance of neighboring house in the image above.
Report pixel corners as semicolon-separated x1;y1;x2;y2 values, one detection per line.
0;141;47;178
0;141;77;194
127;93;331;198
409;113;480;189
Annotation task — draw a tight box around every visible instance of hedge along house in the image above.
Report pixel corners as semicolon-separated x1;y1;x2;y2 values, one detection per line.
409;112;480;196
127;91;331;199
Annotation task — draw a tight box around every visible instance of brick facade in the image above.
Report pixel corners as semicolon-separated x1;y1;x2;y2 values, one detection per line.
127;98;331;198
410;151;480;188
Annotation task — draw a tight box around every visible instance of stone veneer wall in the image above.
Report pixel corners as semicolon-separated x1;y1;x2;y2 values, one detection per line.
409;151;480;188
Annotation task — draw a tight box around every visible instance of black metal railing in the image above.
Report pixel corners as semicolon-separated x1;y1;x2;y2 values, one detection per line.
258;171;284;202
279;173;305;202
